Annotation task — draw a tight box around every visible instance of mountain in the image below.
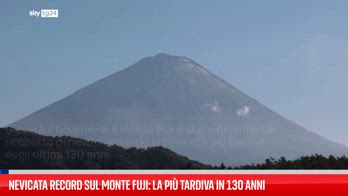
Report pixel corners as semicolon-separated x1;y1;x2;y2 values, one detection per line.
0;127;208;169
10;53;348;165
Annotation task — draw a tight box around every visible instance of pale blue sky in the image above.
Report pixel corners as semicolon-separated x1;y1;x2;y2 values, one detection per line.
1;0;348;145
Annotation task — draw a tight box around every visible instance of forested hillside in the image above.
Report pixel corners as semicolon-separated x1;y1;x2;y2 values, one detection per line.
0;127;209;169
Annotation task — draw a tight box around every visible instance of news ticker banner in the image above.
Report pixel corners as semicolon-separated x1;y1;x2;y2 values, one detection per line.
1;170;348;195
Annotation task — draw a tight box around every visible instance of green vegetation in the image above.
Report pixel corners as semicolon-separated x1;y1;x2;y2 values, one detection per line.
233;155;348;169
1;127;348;169
0;127;209;169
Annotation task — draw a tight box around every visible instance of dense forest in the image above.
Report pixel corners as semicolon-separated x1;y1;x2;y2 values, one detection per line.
1;127;348;169
232;154;348;169
0;127;208;169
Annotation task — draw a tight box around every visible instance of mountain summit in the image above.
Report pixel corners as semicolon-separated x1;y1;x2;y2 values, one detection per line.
11;53;348;165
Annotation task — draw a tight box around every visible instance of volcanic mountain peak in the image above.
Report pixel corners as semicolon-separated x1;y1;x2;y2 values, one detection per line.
128;53;233;91
133;53;202;72
10;53;348;165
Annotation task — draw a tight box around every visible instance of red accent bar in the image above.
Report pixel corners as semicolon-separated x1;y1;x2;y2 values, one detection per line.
0;174;348;195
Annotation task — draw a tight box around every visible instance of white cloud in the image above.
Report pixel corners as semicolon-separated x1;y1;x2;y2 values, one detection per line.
211;101;221;112
204;101;221;113
237;105;250;117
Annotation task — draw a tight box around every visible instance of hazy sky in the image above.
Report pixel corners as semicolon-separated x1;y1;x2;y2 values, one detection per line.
1;0;348;145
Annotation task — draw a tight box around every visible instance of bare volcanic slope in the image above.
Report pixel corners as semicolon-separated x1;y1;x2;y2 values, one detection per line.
11;53;348;165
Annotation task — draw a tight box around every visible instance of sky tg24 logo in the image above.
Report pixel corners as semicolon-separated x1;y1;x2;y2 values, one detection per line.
29;9;59;18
